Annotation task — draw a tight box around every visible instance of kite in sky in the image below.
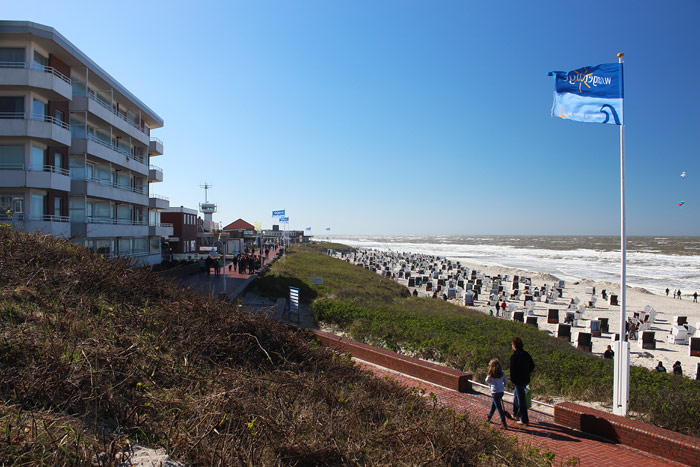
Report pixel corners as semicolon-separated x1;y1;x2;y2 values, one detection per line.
681;171;687;178
678;201;685;207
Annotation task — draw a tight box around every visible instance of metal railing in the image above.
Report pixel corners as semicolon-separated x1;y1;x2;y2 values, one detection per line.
86;216;148;226
86;133;145;164
149;222;174;228
83;177;147;195
27;164;70;176
0;61;72;84
78;85;150;137
30;214;70;223
0;112;70;130
149;164;163;174
149;194;169;201
0;212;24;221
0;162;25;170
149;137;163;145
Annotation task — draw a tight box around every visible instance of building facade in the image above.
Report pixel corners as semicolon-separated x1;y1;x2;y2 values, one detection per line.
0;21;170;265
161;206;198;254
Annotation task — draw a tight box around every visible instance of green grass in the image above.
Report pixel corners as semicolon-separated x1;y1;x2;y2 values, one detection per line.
257;242;700;438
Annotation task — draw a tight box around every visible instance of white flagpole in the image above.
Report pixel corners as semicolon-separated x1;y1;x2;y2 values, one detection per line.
613;52;630;416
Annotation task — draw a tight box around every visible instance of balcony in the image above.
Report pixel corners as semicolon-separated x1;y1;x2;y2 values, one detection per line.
70;93;150;145
71;178;149;205
71;217;149;238
149;194;169;210
148;164;163;182
0;62;72;100
149;137;163;156
0;163;71;191
71;136;148;175
149;222;174;237
0;112;71;146
17;215;71;237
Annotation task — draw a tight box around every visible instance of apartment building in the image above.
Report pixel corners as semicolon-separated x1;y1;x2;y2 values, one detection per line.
0;21;171;265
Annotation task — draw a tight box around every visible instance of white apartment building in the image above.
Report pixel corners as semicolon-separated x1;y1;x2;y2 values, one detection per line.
0;21;171;265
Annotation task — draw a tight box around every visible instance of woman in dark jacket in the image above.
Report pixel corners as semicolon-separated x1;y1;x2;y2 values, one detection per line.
509;337;535;426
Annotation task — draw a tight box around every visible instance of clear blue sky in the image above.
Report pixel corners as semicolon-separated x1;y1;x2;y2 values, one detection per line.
5;0;699;235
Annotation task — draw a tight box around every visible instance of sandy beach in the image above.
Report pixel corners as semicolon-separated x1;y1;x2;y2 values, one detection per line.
341;249;700;379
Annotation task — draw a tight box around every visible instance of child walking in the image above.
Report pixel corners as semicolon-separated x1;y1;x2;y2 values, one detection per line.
485;358;508;429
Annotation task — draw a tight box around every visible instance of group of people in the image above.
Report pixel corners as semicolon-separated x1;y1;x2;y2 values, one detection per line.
665;288;699;302
485;337;535;430
654;360;683;375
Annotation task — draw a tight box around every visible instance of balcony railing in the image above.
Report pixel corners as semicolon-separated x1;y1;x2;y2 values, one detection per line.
86;133;145;164
0;162;25;170
0;61;72;84
72;81;150;137
149;222;174;228
30;214;70;223
0;112;70;130
150;194;169;201
150;137;163;145
86;217;148;226
82;177;147;195
28;164;70;176
0;212;24;221
149;164;163;173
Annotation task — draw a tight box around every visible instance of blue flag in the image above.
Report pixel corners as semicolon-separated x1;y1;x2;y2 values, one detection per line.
548;63;623;125
306;227;311;231
325;227;331;231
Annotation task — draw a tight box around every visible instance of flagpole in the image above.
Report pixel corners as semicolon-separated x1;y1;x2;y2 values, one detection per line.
613;52;630;417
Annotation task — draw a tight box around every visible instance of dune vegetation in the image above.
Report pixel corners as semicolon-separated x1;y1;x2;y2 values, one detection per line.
0;227;552;466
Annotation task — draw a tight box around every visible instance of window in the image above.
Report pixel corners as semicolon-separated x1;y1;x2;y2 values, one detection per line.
31;99;46;121
0;194;24;214
0;145;24;169
32;50;48;70
69;197;84;222
55;109;64;124
55;153;63;171
150;237;160;254
31;194;45;219
0;96;24;117
54;197;62;217
31;146;46;170
0;48;25;64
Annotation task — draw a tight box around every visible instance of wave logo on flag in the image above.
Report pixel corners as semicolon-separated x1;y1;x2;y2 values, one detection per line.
548;63;623;125
305;227;311;231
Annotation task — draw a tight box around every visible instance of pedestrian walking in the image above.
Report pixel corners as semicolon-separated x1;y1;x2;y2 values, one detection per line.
694;291;698;303
509;337;535;427
666;288;670;296
678;290;682;300
485;358;508;429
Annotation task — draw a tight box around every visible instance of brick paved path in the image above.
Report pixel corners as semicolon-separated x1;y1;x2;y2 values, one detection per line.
356;361;686;466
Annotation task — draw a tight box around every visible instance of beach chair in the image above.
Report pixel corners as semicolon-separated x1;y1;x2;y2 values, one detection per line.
512;311;524;323
464;291;475;306
447;287;456;299
587;319;602;337
598;317;609;334
557;324;572;341
425;282;433;292
526;316;538;327
584;286;594;295
547;309;559;324
408;278;415;287
576;332;592;352
558;280;565;288
675;316;688;326
667;326;688;345
575;305;585;322
638;331;656;350
588;296;597;308
524;301;536;314
564;311;576;325
610;294;619;306
690;337;700;357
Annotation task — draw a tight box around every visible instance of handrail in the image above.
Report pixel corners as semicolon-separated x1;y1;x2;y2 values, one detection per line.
149;222;174;228
74;83;150;137
150;194;169;201
0;162;25;170
0;212;24;221
0;111;70;130
27;164;70;176
149;164;163;172
149;137;163;144
83;177;147;195
86;216;148;226
30;215;70;223
85;134;145;164
0;61;72;84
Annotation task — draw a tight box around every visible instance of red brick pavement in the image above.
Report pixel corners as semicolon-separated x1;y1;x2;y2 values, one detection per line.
356;361;687;466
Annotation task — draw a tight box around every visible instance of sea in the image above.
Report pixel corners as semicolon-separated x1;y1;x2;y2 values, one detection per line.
329;235;700;296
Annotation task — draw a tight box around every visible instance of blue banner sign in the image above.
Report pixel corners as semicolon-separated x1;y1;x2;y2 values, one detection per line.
272;209;285;217
279;216;289;223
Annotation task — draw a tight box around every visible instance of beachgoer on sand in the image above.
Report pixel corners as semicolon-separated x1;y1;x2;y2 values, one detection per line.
694;291;698;303
509;337;535;427
678;290;682;300
485;358;508;429
655;361;666;372
666;288;670;296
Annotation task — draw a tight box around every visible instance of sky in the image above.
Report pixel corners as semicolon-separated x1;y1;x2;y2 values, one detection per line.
3;0;699;235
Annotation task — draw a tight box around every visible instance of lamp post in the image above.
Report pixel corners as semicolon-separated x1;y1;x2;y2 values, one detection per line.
213;239;227;293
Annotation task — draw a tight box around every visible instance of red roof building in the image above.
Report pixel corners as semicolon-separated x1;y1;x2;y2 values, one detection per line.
222;218;255;231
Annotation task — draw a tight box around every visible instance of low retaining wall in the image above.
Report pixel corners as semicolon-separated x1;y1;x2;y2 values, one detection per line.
554;401;700;466
311;329;472;392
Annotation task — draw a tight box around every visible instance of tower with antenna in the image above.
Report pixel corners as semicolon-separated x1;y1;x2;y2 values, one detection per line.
199;182;217;226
